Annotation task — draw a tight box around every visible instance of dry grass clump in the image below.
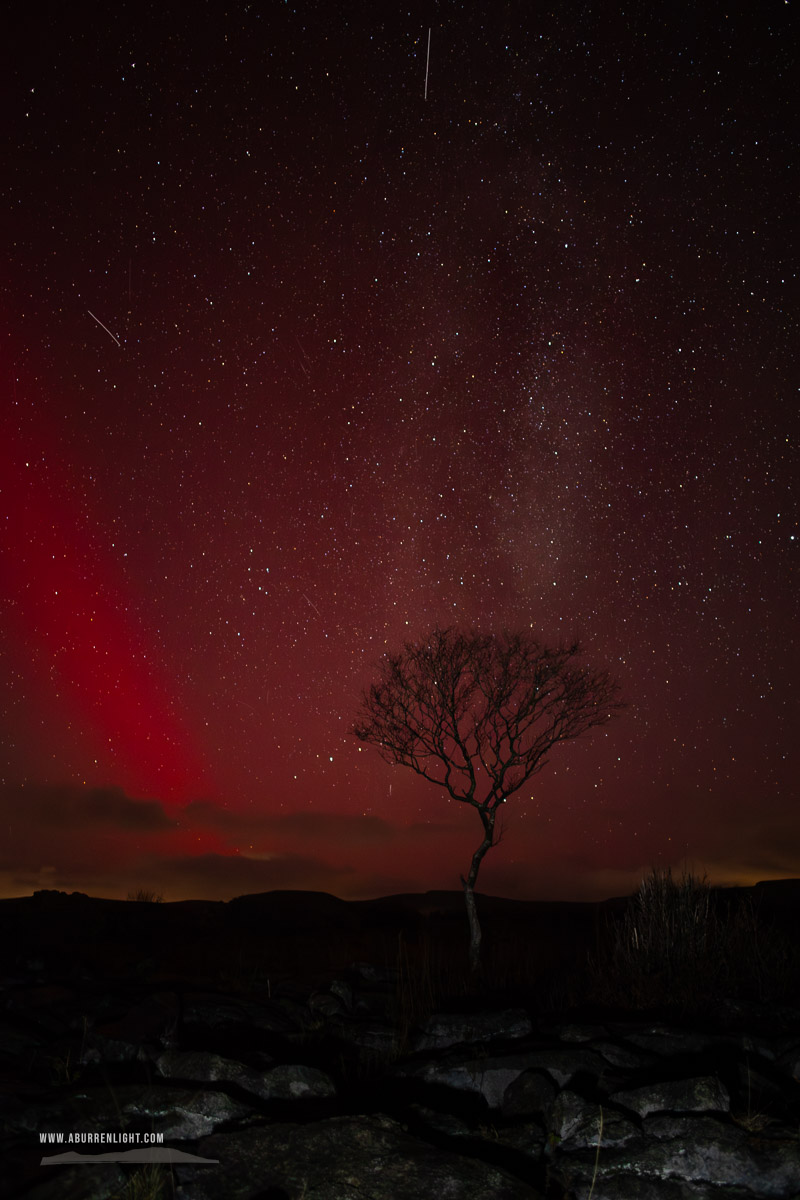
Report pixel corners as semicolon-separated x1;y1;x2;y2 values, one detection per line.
390;929;468;1050
387;914;588;1039
112;1164;174;1200
587;866;800;1016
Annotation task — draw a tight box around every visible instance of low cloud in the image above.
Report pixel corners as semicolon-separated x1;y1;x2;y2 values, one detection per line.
181;800;461;846
2;780;796;904
0;781;470;902
0;782;174;836
0;783;178;884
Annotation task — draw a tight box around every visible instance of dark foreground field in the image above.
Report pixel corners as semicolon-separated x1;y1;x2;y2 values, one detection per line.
2;877;800;1199
1;886;630;1007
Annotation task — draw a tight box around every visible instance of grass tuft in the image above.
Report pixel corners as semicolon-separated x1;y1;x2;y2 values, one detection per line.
112;1164;173;1200
586;866;800;1017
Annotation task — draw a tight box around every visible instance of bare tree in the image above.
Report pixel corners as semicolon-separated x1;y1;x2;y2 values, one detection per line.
352;627;625;971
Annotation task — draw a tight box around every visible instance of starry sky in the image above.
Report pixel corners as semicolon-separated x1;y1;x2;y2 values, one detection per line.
1;0;797;904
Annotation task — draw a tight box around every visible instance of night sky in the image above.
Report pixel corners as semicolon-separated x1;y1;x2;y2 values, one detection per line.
1;1;796;904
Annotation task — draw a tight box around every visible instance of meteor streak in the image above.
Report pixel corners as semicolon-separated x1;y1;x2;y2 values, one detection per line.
87;309;121;347
424;28;431;100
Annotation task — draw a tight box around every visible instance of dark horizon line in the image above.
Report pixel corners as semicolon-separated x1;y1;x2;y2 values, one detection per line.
5;874;800;909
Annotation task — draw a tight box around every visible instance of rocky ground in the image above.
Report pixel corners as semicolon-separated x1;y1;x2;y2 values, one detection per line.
2;886;800;1199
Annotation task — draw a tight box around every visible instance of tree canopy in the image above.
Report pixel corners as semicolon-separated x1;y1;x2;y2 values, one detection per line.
352;626;625;970
353;626;624;810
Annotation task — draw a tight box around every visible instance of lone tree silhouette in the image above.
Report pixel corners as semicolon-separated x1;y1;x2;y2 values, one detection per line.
352;627;625;971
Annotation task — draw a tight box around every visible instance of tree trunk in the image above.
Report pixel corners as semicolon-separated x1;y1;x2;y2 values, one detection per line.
461;810;496;973
463;880;482;973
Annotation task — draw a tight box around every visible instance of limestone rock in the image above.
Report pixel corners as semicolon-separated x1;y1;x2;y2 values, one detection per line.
174;1114;543;1199
610;1074;731;1117
412;1007;533;1051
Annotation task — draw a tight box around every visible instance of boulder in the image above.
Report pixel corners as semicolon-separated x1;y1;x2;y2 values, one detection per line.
550;1113;800;1198
174;1114;543;1199
412;1007;533;1051
609;1075;731;1118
